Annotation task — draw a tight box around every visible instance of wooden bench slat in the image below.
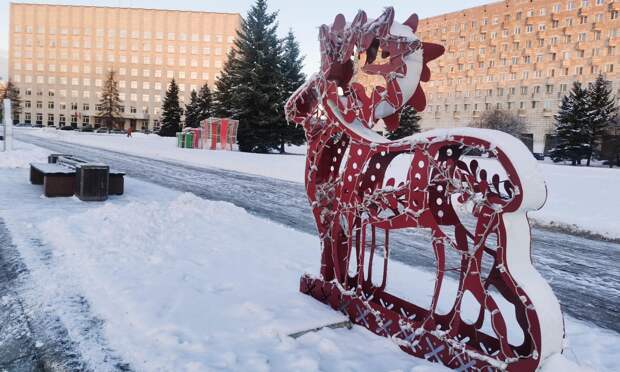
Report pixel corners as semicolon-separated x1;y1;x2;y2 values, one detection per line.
30;163;76;175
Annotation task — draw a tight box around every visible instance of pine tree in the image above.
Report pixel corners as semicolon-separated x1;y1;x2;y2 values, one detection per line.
550;82;590;165
97;70;123;131
386;105;421;140
196;82;213;123
159;79;183;137
1;81;21;124
277;30;306;153
184;90;201;128
213;49;239;118
215;0;283;152
584;73;618;166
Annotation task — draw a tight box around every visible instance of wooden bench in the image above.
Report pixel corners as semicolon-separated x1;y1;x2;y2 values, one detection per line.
30;154;125;201
30;162;77;197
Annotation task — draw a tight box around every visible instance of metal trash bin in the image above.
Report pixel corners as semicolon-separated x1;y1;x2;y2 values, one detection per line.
75;164;110;201
176;132;184;148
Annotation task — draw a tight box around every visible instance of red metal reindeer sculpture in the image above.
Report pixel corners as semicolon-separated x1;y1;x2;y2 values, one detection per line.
285;8;564;371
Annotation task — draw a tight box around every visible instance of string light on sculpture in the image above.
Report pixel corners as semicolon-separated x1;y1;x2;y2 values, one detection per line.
285;7;564;371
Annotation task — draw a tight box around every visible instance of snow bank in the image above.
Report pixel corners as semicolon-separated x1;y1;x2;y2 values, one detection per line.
0;140;50;168
29;192;619;371
34;192;443;371
530;164;620;241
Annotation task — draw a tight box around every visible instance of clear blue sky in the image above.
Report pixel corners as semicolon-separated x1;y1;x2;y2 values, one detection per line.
0;0;493;79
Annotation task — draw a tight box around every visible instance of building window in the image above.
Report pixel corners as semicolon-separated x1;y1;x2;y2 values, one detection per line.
36;113;43;125
47;114;54;126
83;103;90;111
48;101;54;109
25;113;31;124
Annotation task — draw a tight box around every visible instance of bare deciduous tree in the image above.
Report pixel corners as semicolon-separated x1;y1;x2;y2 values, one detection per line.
471;109;526;139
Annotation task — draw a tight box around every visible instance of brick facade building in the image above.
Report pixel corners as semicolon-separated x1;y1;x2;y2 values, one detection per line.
418;0;620;152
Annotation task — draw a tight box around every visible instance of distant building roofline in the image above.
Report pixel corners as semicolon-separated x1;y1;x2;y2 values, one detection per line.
9;2;241;17
420;0;504;22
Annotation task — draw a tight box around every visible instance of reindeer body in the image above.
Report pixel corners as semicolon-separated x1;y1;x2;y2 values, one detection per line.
286;8;564;371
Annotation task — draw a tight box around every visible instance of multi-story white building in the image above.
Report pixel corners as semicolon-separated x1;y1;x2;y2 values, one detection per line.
9;3;241;130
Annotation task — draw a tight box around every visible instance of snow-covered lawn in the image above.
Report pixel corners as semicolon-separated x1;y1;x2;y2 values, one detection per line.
0;141;618;371
21;128;620;240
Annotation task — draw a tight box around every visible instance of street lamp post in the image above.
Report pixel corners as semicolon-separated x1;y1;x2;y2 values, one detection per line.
2;99;12;152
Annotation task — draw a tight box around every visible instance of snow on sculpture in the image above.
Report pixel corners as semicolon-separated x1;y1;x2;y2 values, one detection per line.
285;7;564;371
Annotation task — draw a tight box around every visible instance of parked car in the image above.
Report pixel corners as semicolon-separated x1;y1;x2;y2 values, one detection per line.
33;124;43;128
60;126;74;131
80;125;94;132
533;153;545;160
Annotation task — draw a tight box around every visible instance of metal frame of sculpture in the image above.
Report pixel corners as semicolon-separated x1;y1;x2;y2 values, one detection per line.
285;7;564;371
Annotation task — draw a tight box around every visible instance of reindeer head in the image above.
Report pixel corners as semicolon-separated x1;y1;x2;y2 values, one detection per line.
317;7;444;132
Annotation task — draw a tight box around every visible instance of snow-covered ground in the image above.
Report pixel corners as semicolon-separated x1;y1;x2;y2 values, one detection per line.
21;128;620;240
1;141;618;371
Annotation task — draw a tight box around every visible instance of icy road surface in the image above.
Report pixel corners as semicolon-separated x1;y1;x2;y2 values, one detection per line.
18;133;620;334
